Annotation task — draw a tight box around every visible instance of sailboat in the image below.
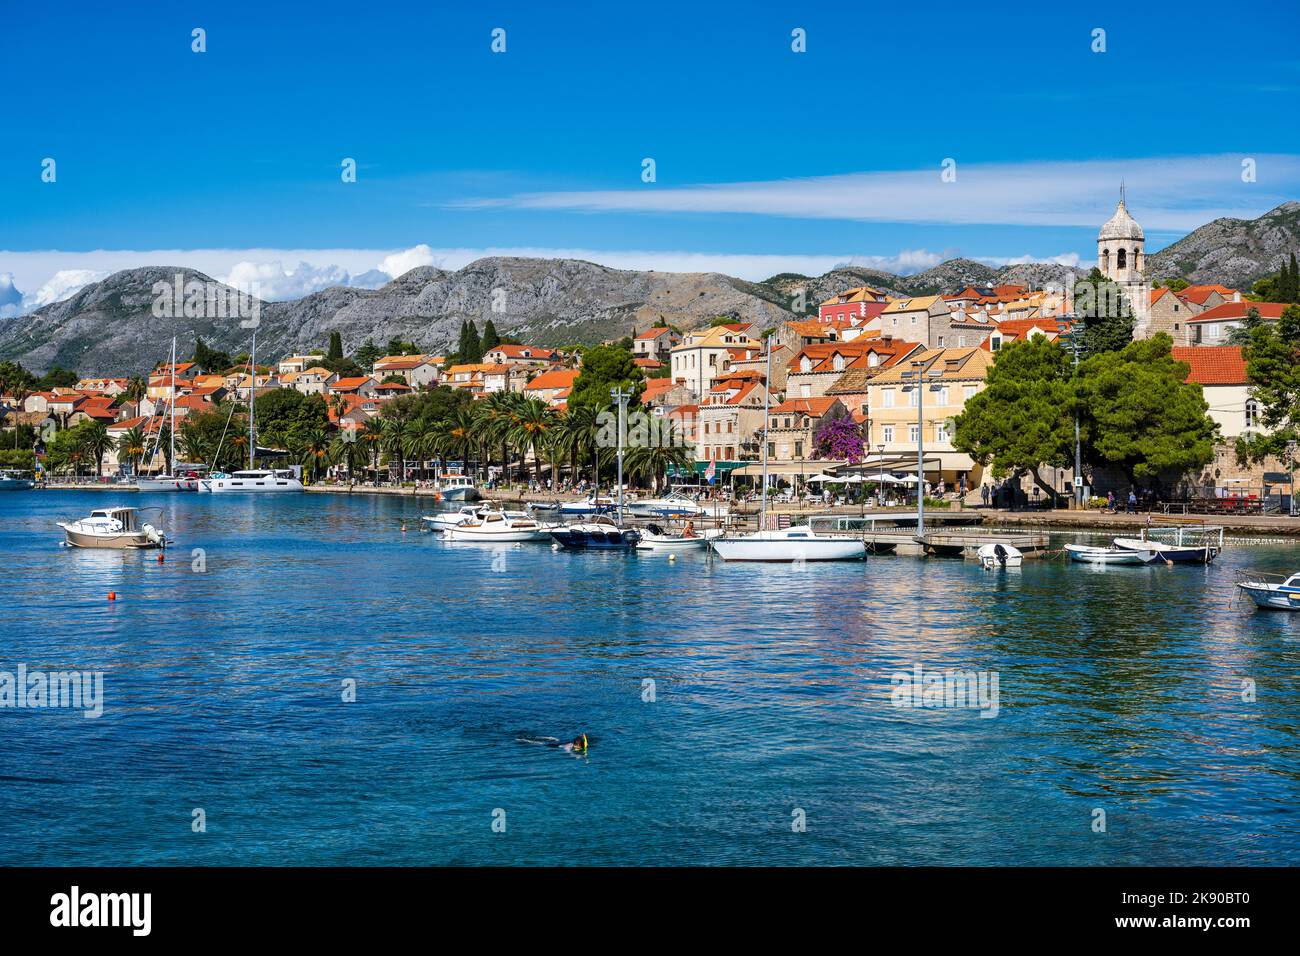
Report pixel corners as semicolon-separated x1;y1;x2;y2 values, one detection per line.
709;343;866;562
136;337;198;491
201;329;304;494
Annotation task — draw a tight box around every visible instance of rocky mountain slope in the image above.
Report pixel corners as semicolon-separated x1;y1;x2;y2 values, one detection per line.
1146;201;1300;287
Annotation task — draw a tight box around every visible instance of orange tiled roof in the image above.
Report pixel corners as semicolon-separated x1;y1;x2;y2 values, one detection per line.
1189;301;1289;324
769;396;840;415
1171;346;1248;386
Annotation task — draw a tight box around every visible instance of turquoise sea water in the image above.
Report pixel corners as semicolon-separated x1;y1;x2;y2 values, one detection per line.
2;489;1299;866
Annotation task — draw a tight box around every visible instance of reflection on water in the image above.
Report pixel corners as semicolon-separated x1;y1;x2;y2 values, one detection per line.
1;490;1299;865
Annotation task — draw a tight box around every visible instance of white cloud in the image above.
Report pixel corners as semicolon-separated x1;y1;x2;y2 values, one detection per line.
376;243;440;279
452;154;1300;231
29;269;111;308
220;259;352;300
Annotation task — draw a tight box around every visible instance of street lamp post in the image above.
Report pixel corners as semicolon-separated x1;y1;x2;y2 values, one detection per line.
901;359;944;539
877;442;886;508
610;386;631;521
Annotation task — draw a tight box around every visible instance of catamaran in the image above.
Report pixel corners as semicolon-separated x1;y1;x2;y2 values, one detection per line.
709;344;866;562
201;329;304;494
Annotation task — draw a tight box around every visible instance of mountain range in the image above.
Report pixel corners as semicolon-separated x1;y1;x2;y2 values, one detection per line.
1;203;1295;374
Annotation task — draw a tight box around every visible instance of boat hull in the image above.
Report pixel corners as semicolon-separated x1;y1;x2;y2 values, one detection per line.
203;477;305;493
136;477;199;492
59;527;157;549
0;479;35;490
710;536;866;562
446;526;547;542
635;534;711;552
549;527;640;550
1237;583;1300;610
1064;544;1145;565
1113;538;1218;564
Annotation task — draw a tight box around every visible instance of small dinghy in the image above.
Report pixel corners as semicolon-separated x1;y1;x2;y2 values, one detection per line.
634;523;718;552
1236;571;1300;610
1064;544;1145;565
977;542;1022;569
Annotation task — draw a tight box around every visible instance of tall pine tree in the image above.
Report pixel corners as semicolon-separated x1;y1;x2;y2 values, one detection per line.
463;321;483;363
481;319;500;353
327;331;344;361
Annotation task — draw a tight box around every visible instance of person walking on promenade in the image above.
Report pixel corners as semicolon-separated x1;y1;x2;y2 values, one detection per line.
1127;490;1138;514
981;483;990;508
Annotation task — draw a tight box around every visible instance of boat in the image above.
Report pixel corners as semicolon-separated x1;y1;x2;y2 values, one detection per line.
1118;535;1216;564
549;515;641;550
203;468;305;493
1064;543;1146;565
445;510;551;542
438;475;479;501
1236;571;1300;610
421;503;491;533
634;523;720;552
135;337;196;492
0;469;36;490
625;490;729;519
198;330;304;494
977;542;1023;569
707;342;866;563
58;507;166;549
711;525;866;562
547;495;616;516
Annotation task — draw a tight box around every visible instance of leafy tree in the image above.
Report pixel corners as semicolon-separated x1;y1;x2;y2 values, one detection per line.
252;389;329;452
1074;334;1217;485
952;338;1075;498
568;345;645;410
1237;304;1300;463
36;367;79;389
321;356;363;378
354;340;383;369
1227;306;1264;346
192;337;232;374
1073;267;1133;354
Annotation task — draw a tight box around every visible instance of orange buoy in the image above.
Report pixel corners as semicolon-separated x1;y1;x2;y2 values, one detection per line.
401;523;408;533
157;553;165;563
107;591;117;601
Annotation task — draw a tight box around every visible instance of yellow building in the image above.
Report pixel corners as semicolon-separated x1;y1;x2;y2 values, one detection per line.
866;347;993;487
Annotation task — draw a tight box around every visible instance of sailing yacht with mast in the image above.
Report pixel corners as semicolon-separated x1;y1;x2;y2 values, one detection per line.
136;337;198;491
201;329;305;494
708;341;866;562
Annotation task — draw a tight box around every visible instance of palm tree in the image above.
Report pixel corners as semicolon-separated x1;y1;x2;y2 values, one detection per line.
555;404;602;487
297;428;332;483
380;417;407;484
435;407;477;477
400;417;431;481
508;397;556;482
477;393;518;483
359;418;385;487
625;443;693;494
329;432;369;487
79;420;113;477
123;375;147;405
116;425;146;476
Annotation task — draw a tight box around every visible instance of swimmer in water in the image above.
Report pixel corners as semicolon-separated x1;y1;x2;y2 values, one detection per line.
517;732;589;754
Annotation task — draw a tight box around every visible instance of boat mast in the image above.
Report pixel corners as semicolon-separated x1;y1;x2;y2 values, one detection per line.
168;336;177;474
760;336;772;531
248;329;256;470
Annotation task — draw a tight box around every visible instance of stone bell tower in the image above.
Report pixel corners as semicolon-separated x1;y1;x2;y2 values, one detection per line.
1097;184;1149;333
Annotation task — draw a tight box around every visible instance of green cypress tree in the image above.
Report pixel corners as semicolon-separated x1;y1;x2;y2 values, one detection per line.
327;331;343;361
464;321;483;363
481;319;500;353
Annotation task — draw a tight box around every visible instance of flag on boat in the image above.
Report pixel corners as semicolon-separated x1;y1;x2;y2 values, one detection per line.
704;459;716;484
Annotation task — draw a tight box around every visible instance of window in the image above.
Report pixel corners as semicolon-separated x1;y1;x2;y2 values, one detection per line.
801;356;812;373
883;425;894;443
908;424;919;443
964;385;977;401
1117;248;1127;270
909;388;919;407
990;336;1002;351
794;441;803;457
958;335;967;347
883;388;896;408
709;354;717;367
1245;399;1259;430
937;336;945;347
937;386;950;405
800;383;811;398
767;443;775;458
910;315;918;326
935;422;949;443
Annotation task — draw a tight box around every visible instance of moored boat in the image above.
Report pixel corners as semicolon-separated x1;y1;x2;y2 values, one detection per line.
977;542;1023;569
1112;537;1219;564
549;515;640;550
202;468;305;493
634;523;720;552
1236;571;1300;610
422;503;492;533
438;475;479;501
0;469;36;490
1064;543;1146;565
445;510;551;542
58;507;166;549
710;526;866;562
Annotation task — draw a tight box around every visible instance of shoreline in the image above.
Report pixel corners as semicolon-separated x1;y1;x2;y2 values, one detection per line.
33;482;1300;536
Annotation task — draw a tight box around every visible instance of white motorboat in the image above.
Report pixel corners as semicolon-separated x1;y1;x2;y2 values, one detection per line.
0;469;35;490
626;491;729;519
549;514;640;550
977;542;1023;569
58;507;166;550
438;475;479;501
1237;571;1300;610
445;510;551;542
203;468;305;493
1064;544;1146;565
421;503;491;533
551;495;616;516
710;526;866;562
634;523;721;552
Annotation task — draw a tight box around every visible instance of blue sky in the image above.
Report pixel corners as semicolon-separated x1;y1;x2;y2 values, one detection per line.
2;0;1299;308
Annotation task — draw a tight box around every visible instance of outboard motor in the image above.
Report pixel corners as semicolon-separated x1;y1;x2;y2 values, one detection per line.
143;523;165;548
